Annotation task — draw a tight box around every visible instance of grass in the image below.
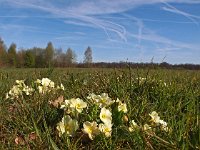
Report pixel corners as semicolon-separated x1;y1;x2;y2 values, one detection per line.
0;68;199;149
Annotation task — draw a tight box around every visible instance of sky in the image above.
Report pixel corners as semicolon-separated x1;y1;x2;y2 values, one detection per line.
0;0;200;64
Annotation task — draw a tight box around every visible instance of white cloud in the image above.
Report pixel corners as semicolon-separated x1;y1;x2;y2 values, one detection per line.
2;0;200;16
162;2;200;25
63;0;200;15
1;0;200;63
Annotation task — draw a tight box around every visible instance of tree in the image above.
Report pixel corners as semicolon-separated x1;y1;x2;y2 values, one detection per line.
0;38;7;66
16;49;26;67
34;47;45;68
65;48;77;65
84;46;93;63
7;43;17;67
24;50;35;68
44;42;54;67
54;48;65;67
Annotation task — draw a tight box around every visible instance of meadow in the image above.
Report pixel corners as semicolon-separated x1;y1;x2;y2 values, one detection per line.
0;68;199;149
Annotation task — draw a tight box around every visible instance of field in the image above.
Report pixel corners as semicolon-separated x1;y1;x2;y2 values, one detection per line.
0;68;199;149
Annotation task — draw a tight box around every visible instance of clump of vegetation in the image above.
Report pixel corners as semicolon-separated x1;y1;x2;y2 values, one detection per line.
0;68;199;149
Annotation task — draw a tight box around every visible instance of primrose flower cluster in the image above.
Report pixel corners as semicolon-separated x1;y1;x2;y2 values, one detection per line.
56;93;128;140
128;111;169;133
6;78;64;99
135;77;167;87
6;80;34;99
35;78;64;94
6;78;170;141
55;92;170;140
149;111;169;132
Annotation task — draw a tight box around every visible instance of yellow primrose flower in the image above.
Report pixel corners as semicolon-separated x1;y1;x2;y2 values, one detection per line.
100;107;112;125
161;125;169;132
129;120;139;132
22;86;34;95
60;99;70;109
136;77;146;84
64;115;79;136
69;98;87;113
41;78;51;86
149;111;160;124
60;99;74;114
98;93;114;108
159;120;169;132
87;93;114;107
99;123;112;137
143;124;151;131
87;93;100;104
35;79;41;84
16;80;25;86
38;86;44;94
60;83;65;90
6;80;32;99
149;111;169;131
8;85;22;98
115;98;120;103
56;118;65;137
159;119;167;126
56;115;78;137
5;93;9;99
41;78;54;88
82;121;100;140
117;100;127;113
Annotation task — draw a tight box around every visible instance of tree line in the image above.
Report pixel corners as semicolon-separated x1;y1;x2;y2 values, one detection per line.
1;37;200;70
0;38;93;68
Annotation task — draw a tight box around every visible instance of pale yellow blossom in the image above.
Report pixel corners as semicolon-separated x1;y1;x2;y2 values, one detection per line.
60;83;65;90
56;115;78;137
87;93;100;104
117;100;127;113
129;120;139;132
41;78;54;88
98;93;114;108
35;79;41;84
159;120;169;132
88;93;114;108
143;124;151;131
69;98;87;113
22;86;34;95
99;123;112;137
149;111;160;124
100;107;112;125
38;86;44;94
16;80;25;86
82;121;99;140
60;99;70;109
56;118;65;137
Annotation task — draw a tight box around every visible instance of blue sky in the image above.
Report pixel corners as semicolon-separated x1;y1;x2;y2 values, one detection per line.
0;0;200;64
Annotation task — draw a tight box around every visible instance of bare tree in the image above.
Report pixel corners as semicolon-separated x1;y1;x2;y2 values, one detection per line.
45;42;54;67
84;46;92;63
66;48;77;65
